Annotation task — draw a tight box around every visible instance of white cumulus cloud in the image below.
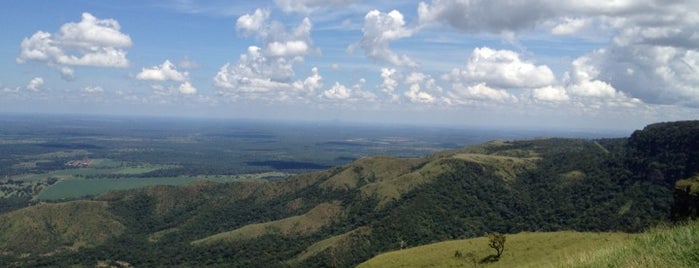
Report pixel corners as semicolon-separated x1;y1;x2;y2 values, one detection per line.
17;12;132;79
403;72;441;104
236;9;270;34
303;67;323;92
551;17;589;35
447;47;555;89
266;40;310;57
26;77;44;91
353;10;417;67
416;0;699;107
320;80;376;102
137;60;197;95
532;86;569;102
178;81;197;95
320;82;352;100
380;68;401;101
136;60;188;82
448;83;516;103
562;54;644;108
215;10;319;101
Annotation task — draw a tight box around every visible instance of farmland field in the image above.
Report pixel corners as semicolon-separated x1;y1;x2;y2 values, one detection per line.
35;173;283;200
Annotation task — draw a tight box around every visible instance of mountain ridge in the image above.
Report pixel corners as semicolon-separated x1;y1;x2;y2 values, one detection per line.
1;121;697;267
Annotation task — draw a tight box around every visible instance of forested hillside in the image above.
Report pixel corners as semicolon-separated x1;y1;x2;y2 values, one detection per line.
0;121;697;267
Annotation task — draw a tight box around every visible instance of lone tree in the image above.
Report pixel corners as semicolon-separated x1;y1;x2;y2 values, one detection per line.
486;232;506;259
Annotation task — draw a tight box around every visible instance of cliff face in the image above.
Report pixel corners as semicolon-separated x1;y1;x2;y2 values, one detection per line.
624;121;699;222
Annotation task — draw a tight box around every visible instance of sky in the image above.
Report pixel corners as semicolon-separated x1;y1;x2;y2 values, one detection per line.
1;0;698;131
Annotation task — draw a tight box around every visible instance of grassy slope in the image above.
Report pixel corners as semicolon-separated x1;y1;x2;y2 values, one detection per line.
0;200;125;255
567;221;699;268
359;221;699;268
289;226;372;264
358;231;634;268
191;201;344;246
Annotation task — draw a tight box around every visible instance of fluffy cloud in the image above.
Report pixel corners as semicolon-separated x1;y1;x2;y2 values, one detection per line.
447;47;555;89
214;46;296;94
236;9;270;34
568;80;618;98
235;9;315;58
267;40;310;57
320;80;376;101
17;13;132;79
215;10;319;101
137;60;188;82
532;86;569;102
303;67;323;92
562;55;643;108
590;36;699;106
137;60;197;95
447;83;516;103
551;17;589;35
379;68;400;101
178;82;197;95
565;55;626;99
320;82;351;100
416;0;699;107
26;77;44;91
274;0;360;14
403;72;441;104
353;10;417;67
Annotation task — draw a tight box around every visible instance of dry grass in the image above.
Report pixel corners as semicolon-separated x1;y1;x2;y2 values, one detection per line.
319;156;426;191
563;222;699;268
357;231;634;268
451;153;538;181
289;226;372;264
191;201;344;246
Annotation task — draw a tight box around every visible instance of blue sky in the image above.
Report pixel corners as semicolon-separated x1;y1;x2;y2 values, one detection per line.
1;0;698;130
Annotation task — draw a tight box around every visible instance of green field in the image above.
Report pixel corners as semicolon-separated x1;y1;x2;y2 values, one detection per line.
4;154;297;201
35;173;284;200
10;163;172;183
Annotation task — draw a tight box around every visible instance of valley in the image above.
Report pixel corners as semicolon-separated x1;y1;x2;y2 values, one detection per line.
0;116;697;267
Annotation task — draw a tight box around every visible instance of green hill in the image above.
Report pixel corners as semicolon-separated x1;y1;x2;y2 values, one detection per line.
0;121;698;267
0;200;124;256
359;221;699;268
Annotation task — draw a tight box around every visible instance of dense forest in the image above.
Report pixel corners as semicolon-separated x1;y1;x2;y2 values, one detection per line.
0;121;697;267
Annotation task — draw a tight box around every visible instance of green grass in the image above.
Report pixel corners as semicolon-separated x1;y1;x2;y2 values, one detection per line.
10;160;173;182
358;222;699;268
192;201;343;246
0;200;124;255
565;222;699;268
358;231;635;268
289;226;372;264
